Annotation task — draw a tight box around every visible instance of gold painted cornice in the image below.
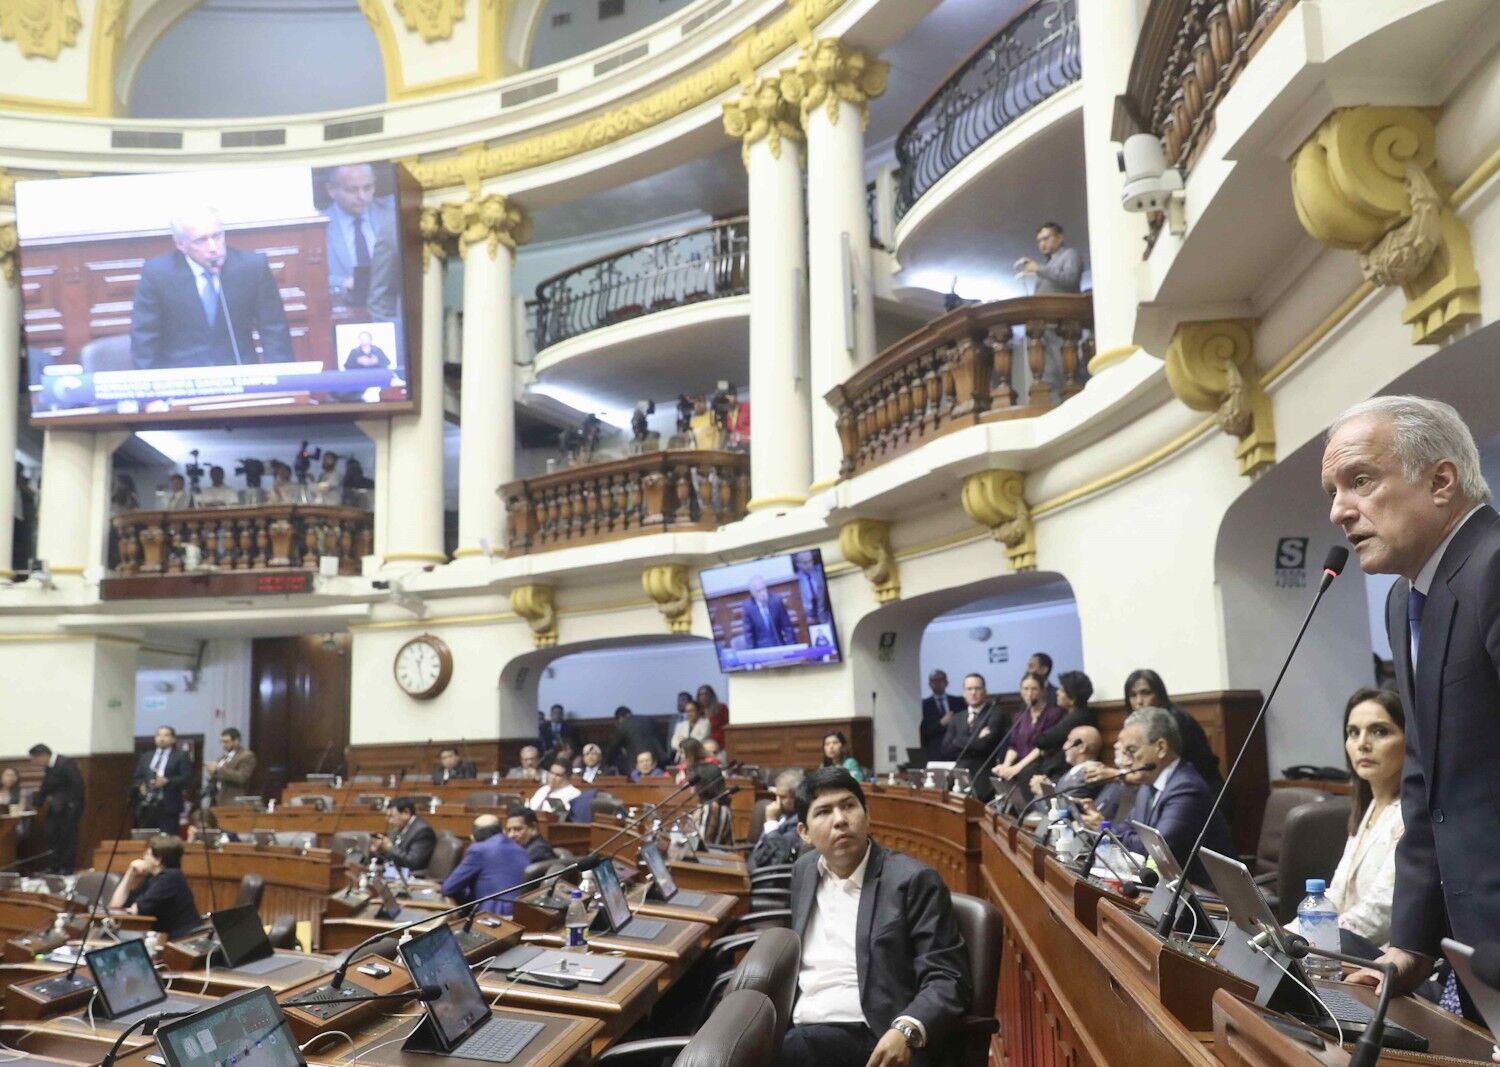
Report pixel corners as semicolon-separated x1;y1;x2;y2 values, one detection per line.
510;583;557;647
961;470;1035;572
1164;319;1273;477
1291;106;1478;345
839;519;898;602
642;564;692;633
394;0;465;41
0;223;18;285
419;205;461;270
407;0;845;190
438;193;531;259
0;0;82;59
784;37;886;129
722;74;802;168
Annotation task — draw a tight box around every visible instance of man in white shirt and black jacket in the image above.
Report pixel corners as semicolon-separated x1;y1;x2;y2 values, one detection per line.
784;767;971;1067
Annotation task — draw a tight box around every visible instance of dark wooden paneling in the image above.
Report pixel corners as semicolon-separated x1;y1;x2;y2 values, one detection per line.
251;634;351;799
1;752;136;869
722;717;874;775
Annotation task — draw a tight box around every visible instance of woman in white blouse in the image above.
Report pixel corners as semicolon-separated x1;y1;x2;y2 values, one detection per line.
669;700;712;762
1327;688;1405;948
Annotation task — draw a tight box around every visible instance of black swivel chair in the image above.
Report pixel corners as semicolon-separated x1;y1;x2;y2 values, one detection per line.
234;873;265;912
947;892;1003;1067
1274;796;1352;923
422;832;465;881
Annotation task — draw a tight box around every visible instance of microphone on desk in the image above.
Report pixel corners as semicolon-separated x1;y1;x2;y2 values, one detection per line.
0;848;53;873
1156;545;1348;940
100;1007;205;1067
1014;763;1156;825
1281;932;1391;1067
288;983;442;1008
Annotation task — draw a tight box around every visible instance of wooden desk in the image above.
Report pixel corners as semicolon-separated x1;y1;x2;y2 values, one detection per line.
92;840;341;925
0;813;31;869
0;1020;135;1064
212;807;592;855
866;784;981;895
340;1005;600;1067
528;917;709;986
634;887;741;929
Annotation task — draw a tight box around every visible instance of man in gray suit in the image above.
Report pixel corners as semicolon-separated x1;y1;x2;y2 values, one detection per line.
322;163;401;322
1017;221;1086;399
1324;396;1499;1008
784;767;970;1067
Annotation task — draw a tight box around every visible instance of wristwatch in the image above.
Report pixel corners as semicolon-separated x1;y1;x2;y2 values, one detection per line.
891;1020;924;1048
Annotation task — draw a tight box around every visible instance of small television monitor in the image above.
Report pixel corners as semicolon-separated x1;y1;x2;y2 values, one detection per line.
699;549;841;673
14;161;421;428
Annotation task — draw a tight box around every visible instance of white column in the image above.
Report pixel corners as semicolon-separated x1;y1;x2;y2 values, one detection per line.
1078;0;1149;374
448;193;529;563
797;41;886;490
0;245;19;576
382;232;450;568
35;429;95;579
726;77;813;511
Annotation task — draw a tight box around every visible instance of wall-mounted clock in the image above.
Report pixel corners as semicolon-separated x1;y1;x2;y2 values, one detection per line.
393;634;453;700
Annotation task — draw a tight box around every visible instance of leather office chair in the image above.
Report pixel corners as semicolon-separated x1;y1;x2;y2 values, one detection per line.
466;790;504;809
590;793;625;821
330;831;372;863
78;334;132;374
1246;787;1326;910
288;794;333;811
746;798;771;844
947;892;1003;1067
70;870;120;908
267;914;298;950
568;789;598;824
234;873;265;912
675;990;776;1067
273;831;318;849
423;832;465;881
1275;796;1352;923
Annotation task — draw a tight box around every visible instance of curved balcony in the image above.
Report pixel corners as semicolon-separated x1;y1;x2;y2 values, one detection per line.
895;0;1081;220
825;293;1093;480
501;449;749;556
532;217;748;352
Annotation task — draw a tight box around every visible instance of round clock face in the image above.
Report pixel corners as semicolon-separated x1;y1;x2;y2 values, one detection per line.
393;636;451;699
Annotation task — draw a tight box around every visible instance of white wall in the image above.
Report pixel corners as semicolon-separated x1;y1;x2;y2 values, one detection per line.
920;599;1083;696
135;639;252;744
536;639;724;719
0;637;137;757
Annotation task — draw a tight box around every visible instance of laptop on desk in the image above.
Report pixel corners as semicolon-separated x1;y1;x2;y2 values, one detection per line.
592;859;665;940
638;841;708;908
1126;821;1223;938
398;923;545;1062
84;938;204;1025
155;986;305;1067
210;904;299;975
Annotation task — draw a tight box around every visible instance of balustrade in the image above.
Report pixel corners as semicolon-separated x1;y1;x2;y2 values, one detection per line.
532;217;749;350
112;505;373;576
895;0;1081;219
501;450;750;555
825;294;1093;480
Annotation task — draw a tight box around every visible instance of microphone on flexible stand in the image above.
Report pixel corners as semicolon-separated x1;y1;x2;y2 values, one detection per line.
291;984;443;1008
1281;932;1391;1067
213;269;245;366
38;788;139;993
1155;545;1348;940
1014;763;1156;825
0;849;53;873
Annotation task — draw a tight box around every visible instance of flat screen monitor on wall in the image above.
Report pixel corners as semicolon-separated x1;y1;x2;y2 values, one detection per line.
15;161;422;428
699;549;841;673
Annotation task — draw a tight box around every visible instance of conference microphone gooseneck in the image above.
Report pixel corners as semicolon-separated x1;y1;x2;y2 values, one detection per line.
1155;545;1349;939
1281;932;1391;1067
1014;762;1157;826
213;269;245;366
0;848;54;873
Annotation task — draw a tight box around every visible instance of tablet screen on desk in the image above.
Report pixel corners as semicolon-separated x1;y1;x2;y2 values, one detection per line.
639;842;678;900
592;857;634;932
399;924;490;1050
156;986;303;1067
87;938;166;1018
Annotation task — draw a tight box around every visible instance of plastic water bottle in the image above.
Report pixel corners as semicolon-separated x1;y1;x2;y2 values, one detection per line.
1297;879;1341;979
1094;822;1124;876
565;890;589;948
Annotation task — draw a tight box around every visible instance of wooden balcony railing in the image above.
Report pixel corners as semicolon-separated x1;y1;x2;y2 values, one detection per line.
500;450;750;555
896;0;1080;219
532;217;748;350
112;504;373;576
825;294;1093;480
1115;0;1296;179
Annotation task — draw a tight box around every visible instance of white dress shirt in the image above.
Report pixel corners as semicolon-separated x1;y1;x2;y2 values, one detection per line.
527;782;581;812
1326;799;1404;947
793;845;871;1026
1145;757;1180;812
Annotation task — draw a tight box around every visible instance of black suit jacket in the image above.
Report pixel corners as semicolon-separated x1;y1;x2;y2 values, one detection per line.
1386;505;1500;955
608;717;666;769
920;694;964;747
132;748;192;815
432;761;476;785
385;816;437;872
1116;759;1235;886
130;247;292;369
35;754;85;814
938;703;1008;771
790;841;970;1044
741;594;796;648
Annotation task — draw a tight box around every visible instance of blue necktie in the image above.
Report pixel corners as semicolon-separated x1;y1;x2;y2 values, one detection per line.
201;272;219;326
1408;587;1427;670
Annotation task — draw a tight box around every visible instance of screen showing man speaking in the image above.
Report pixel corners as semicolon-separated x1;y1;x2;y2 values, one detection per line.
15;162;418;427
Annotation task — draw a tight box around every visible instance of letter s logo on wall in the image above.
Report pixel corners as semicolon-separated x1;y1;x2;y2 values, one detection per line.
1275;537;1309;588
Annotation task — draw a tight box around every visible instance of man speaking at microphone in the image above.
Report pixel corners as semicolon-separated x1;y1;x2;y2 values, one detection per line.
130;206;292;370
1324;397;1500;1008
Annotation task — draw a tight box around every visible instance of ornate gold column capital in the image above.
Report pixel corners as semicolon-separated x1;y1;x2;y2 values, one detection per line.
393;0;465;41
784;38;888;130
0;223;18;286
722;74;803;168
418;205;460;272
0;0;82;59
1164;319;1274;477
510;583;557;648
439;193;531;260
642;564;692;633
1291;105;1478;344
839;519;898;602
961;471;1035;572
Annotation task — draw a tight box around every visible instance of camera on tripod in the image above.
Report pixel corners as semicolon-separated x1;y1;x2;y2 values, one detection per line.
183;449;205;495
293;441;321;483
234;458;266;489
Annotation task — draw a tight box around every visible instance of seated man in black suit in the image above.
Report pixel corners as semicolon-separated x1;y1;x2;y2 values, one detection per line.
432;746;476;785
503;806;557;865
1094;706;1233;885
371;799;437;872
784;767;970;1067
741;575;796;648
130;206;292;370
750;769;803;870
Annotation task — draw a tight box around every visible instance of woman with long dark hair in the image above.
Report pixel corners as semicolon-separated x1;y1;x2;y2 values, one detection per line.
1121;668;1223;794
1327;688;1405;948
820;731;863;781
